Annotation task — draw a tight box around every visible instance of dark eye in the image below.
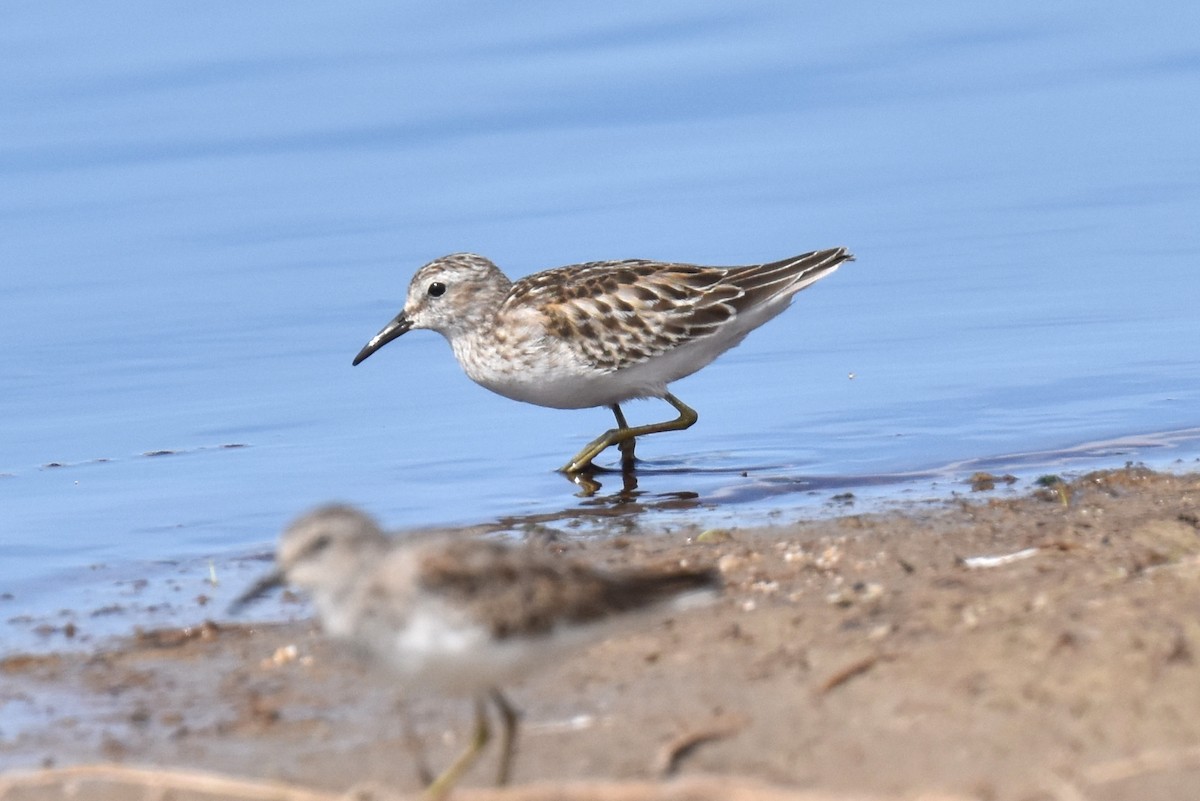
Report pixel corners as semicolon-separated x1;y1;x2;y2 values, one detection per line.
428;282;446;297
303;534;332;558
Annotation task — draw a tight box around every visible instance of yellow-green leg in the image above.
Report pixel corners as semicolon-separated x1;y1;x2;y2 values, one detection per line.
425;697;490;800
560;392;698;473
399;702;435;787
610;404;637;472
490;689;521;786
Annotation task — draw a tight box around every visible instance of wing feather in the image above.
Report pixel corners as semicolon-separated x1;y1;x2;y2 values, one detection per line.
501;248;851;372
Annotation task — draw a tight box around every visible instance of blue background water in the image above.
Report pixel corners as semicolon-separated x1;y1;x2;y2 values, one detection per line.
2;1;1198;651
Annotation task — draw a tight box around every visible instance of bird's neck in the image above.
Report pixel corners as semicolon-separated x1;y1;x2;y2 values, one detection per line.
441;276;510;352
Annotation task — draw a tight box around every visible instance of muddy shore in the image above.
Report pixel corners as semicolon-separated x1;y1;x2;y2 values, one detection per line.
3;466;1199;801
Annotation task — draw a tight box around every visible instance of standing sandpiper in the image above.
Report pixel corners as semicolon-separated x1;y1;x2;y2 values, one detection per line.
353;248;851;473
232;505;718;798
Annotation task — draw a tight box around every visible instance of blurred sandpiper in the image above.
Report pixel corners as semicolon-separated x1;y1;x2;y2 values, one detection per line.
232;505;719;797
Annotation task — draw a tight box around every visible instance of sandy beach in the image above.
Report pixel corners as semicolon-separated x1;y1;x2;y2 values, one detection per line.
3;465;1200;801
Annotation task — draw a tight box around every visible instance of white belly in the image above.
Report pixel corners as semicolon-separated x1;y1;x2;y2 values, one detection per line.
448;302;780;409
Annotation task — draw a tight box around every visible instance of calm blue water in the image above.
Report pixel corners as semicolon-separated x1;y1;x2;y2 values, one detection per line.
2;1;1199;652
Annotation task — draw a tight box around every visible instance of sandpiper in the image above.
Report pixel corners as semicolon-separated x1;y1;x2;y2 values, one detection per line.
353;248;852;473
232;505;719;797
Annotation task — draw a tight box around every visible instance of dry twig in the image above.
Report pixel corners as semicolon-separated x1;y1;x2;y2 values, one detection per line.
652;714;749;777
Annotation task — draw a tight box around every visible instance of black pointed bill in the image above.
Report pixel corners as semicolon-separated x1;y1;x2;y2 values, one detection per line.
352;311;412;365
228;569;285;615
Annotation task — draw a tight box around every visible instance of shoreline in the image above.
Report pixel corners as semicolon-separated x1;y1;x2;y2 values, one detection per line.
7;424;1200;658
3;466;1200;800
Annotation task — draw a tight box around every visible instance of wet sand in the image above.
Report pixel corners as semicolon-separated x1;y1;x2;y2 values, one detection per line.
3;466;1200;801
